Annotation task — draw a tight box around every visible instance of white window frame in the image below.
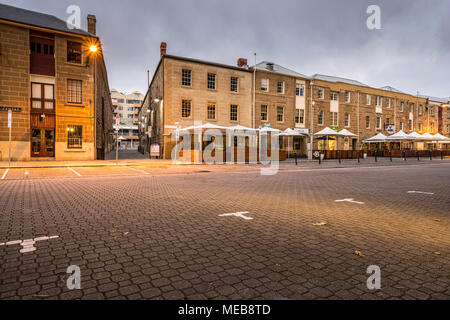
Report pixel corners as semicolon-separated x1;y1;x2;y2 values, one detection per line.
261;79;269;92
344;113;350;127
330;92;338;101
277;81;284;94
366;94;371;105
345;91;351;103
318;88;324;99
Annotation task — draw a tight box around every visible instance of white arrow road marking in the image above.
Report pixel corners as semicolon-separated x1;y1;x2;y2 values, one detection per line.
0;236;59;253
1;169;9;180
408;191;434;195
335;199;365;205
219;211;254;220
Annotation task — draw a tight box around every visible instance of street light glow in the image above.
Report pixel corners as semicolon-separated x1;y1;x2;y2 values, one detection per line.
89;45;98;53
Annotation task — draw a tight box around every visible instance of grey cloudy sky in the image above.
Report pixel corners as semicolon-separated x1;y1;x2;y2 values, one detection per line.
2;0;449;97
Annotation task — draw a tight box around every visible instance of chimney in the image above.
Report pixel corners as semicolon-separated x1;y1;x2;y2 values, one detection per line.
237;58;248;68
160;42;167;58
87;14;97;35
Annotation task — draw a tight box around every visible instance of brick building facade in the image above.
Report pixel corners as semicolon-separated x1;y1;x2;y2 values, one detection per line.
139;44;449;160
0;4;113;161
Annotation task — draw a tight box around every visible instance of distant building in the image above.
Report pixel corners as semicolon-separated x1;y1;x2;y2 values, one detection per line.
111;89;143;149
0;3;113;160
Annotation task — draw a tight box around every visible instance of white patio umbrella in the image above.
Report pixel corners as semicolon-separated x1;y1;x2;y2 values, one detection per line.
363;133;387;143
314;127;342;151
180;123;228;131
338;129;358;137
385;130;415;141
229;125;258;132
408;132;424;140
420;132;436;141
279;128;305;157
259;127;281;133
432;133;450;141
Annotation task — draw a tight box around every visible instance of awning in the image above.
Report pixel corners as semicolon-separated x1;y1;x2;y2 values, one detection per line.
338;129;358;137
363;133;387;143
385;130;415;141
314;127;343;137
279;128;305;136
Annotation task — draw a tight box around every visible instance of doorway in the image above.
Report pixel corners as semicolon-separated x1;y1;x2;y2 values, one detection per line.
31;129;55;158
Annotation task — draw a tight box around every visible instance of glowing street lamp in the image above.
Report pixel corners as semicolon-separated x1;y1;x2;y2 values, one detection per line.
89;45;98;53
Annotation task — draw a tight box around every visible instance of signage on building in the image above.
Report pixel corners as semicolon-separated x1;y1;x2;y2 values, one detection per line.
150;144;160;157
330;126;339;132
387;125;396;135
0;106;22;112
8;110;12;128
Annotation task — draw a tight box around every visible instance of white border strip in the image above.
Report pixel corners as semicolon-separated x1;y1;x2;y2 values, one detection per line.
68;167;81;177
1;169;9;180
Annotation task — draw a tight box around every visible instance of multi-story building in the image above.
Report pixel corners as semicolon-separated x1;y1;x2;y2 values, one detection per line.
111;89;143;149
0;4;113;161
139;43;253;158
139;42;449;159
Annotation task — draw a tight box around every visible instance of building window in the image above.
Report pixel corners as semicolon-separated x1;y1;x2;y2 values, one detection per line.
318;88;324;99
366;116;370;129
260;105;268;121
400;102;404;112
277;107;284;122
376;116;381;130
376;96;382;106
67;125;82;149
67;79;82;104
207;103;216;120
31;83;54;110
331;112;338;126
318;110;324;125
410;104;414;113
295;109;305;125
261;79;268;92
430;106;434;117
182;69;191;86
430;122;434;133
419;105;423;115
366;94;371;105
67;41;82;64
182;100;191;118
419;123;423;132
344;113;350;127
207;73;216;90
230;104;238;121
296;84;304;97
409;120;413;131
447;124;450;134
277;81;284;94
386;98;391;108
345;91;351;103
330;92;338;101
386;118;390;126
400;122;404;131
230;77;238;92
447;109;450;119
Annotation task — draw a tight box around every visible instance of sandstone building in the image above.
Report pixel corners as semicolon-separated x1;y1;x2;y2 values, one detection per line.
0;4;113;161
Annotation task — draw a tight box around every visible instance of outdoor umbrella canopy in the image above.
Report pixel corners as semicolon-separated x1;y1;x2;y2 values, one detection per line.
432;133;450;141
363;133;387;143
420;132;436;141
338;129;358;137
279;128;305;136
408;132;424;140
385;130;415;141
229;125;258;132
259;127;281;133
314;127;343;136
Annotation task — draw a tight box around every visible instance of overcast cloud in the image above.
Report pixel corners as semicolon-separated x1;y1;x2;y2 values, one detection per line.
1;0;449;97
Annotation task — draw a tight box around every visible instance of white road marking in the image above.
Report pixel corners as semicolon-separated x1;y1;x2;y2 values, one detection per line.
0;235;59;253
335;199;365;205
125;166;150;175
69;167;81;177
1;169;9;180
408;191;434;195
219;211;253;220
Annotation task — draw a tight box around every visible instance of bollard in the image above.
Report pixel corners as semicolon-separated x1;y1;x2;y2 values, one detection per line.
417;151;420;161
441;151;444;160
375;151;378;163
294;152;298;166
357;151;360;164
403;151;407;161
429;150;432;161
319;153;322;165
390;151;393;162
338;151;341;164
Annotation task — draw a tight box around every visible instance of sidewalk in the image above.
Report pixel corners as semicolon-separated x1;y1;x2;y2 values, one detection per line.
0;159;172;169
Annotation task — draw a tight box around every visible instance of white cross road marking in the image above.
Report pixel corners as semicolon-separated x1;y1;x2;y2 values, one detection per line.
218;211;254;220
407;191;434;195
1;169;9;180
69;167;81;177
0;236;59;253
335;199;365;205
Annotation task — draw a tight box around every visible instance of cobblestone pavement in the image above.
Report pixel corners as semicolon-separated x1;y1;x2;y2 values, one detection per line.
0;162;449;300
